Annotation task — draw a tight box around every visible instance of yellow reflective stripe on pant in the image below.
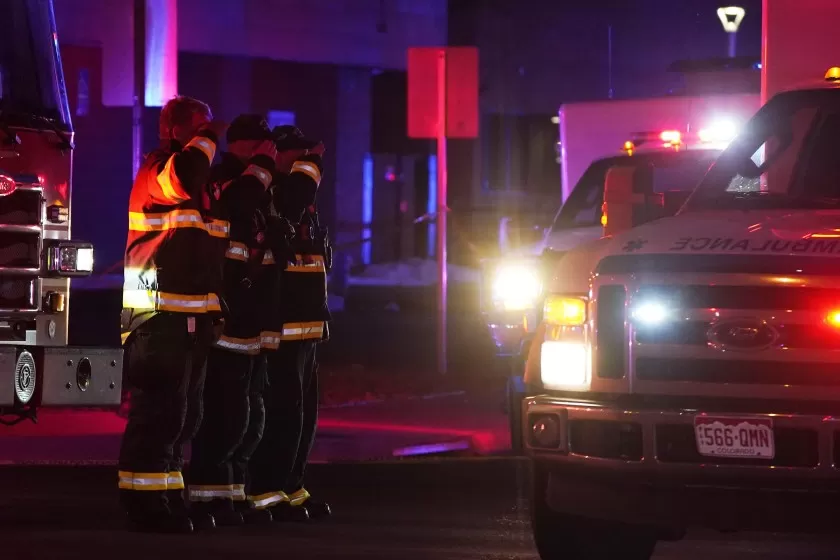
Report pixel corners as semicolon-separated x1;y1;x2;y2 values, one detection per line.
118;471;169;491
188;484;239;502
214;335;261;355
232;484;246;501
123;288;221;313
168;471;185;490
248;491;289;510
288;488;310;507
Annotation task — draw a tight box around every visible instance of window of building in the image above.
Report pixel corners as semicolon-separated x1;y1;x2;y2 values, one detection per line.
267;110;295;129
484;113;559;193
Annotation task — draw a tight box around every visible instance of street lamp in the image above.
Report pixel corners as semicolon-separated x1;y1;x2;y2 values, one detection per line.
717;6;746;58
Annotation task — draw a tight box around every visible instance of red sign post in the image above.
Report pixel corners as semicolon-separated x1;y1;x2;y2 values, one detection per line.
407;47;479;374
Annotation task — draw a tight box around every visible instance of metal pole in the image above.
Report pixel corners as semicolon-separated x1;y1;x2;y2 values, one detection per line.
436;49;448;375
728;31;737;58
132;0;146;178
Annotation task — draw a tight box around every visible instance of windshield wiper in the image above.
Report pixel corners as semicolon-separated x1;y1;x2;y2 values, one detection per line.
0;109;73;150
24;112;73;150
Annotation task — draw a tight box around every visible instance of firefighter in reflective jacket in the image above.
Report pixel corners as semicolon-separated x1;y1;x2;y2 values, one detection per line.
118;96;228;534
188;115;277;527
248;126;332;521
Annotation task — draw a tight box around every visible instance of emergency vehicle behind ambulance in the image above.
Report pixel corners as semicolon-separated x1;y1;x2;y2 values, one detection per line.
0;0;123;424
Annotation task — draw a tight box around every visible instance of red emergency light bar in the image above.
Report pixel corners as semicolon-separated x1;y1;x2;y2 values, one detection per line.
622;120;739;154
622;130;683;154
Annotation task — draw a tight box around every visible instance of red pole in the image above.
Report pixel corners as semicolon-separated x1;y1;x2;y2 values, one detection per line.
436;49;448;375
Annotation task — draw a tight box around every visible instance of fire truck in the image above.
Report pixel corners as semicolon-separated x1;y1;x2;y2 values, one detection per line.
523;1;840;556
0;0;123;425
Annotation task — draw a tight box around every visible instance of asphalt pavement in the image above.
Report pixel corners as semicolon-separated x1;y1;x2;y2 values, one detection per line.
2;458;840;560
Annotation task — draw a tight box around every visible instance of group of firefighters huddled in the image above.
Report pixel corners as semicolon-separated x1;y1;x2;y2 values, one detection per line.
117;95;332;533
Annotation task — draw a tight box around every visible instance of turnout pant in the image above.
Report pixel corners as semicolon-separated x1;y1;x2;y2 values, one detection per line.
248;341;318;507
118;313;213;517
233;356;267;499
188;348;263;506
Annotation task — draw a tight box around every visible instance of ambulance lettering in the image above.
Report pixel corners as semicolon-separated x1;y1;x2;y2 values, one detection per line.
668;237;840;254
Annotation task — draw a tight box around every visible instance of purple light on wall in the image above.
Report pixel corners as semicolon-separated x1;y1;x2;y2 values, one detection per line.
145;0;178;106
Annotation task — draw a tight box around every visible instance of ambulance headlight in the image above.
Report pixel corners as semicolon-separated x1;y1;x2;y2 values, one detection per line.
46;242;94;277
540;341;590;391
491;261;542;311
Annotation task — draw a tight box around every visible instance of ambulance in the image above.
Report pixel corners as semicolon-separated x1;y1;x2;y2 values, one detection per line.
523;2;840;552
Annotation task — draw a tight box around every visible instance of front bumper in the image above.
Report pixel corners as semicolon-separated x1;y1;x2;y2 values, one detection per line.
525;394;840;532
0;345;123;408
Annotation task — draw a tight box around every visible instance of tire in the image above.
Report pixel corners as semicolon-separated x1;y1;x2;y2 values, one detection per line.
530;462;658;560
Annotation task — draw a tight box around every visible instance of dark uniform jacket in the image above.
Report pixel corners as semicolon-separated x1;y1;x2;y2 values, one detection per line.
261;154;331;350
120;131;227;344
206;152;275;355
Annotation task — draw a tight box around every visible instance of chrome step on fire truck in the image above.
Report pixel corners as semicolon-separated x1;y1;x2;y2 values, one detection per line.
523;69;840;559
0;0;123;425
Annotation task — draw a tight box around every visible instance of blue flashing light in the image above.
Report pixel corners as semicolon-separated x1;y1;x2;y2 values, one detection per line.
427;155;437;258
362;154;374;265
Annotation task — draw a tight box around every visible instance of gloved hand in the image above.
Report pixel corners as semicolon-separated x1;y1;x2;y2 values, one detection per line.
253;139;278;161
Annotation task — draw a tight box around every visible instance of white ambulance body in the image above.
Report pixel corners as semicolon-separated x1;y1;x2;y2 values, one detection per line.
524;2;840;558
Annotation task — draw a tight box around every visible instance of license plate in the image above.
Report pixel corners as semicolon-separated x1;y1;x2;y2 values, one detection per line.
694;416;775;459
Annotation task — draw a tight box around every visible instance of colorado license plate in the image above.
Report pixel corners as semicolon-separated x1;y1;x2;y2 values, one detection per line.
694;416;775;459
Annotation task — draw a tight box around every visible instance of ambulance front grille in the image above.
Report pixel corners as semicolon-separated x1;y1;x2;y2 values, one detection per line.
593;254;840;391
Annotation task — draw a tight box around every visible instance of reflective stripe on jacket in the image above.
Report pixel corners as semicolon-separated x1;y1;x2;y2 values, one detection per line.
209;152;275;355
121;133;224;342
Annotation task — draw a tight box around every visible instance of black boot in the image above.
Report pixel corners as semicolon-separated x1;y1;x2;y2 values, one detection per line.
168;489;216;531
234;501;274;525
288;489;331;520
121;490;194;534
195;499;244;527
302;498;332;520
269;502;310;523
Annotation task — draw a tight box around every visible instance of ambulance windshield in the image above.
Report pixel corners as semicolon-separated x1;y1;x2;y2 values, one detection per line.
684;89;840;212
551;150;719;230
0;0;71;129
